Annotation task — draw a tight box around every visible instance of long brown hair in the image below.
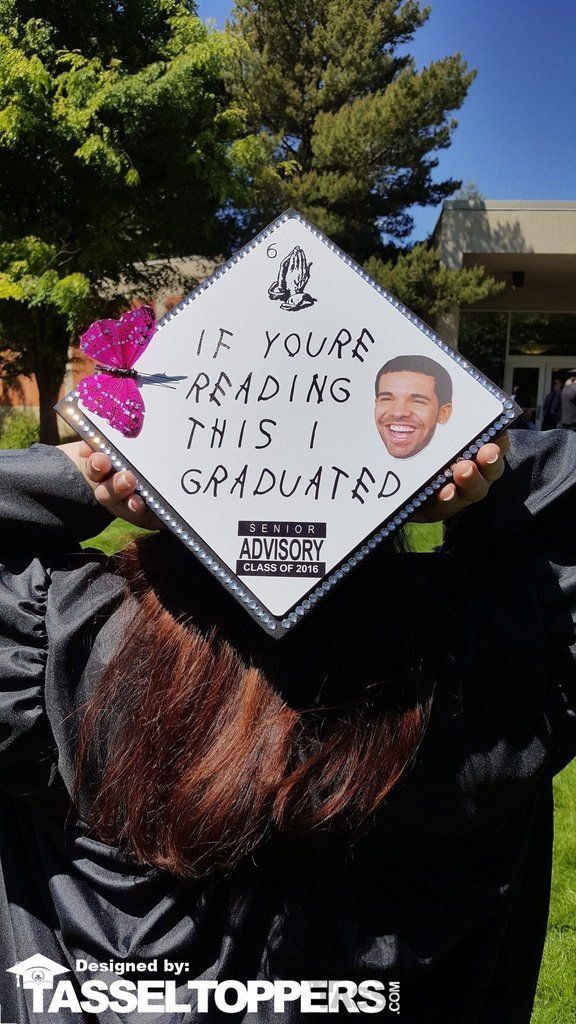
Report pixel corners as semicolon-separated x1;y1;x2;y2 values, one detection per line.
74;534;435;879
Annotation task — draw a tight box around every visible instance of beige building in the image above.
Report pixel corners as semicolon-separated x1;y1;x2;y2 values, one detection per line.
434;199;576;427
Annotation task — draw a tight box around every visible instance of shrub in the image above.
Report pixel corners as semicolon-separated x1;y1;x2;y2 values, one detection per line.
0;410;40;449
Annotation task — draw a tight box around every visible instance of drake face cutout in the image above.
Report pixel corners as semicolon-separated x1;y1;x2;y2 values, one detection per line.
375;368;453;459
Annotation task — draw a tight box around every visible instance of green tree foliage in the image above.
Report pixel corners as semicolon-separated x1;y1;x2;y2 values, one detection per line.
0;0;243;441
364;244;505;327
457;311;508;387
226;0;504;333
227;0;474;258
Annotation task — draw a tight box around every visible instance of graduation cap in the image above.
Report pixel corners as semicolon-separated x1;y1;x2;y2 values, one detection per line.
6;954;70;988
56;209;519;638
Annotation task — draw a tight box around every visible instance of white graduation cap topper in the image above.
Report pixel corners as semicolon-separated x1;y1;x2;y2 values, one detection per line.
56;209;519;638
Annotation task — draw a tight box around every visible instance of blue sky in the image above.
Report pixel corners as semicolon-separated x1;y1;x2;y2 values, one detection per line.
197;0;576;243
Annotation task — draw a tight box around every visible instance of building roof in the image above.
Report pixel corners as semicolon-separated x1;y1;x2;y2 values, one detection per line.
441;199;576;212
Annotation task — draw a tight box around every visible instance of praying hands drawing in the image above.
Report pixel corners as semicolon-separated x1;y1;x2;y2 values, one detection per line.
268;246;317;311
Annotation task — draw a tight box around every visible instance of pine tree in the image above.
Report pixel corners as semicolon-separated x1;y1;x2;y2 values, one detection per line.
364;245;505;328
227;0;475;260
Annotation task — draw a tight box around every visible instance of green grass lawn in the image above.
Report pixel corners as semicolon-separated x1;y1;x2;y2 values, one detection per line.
405;520;443;552
82;516;152;554
532;760;576;1024
83;517;444;557
85;517;575;1020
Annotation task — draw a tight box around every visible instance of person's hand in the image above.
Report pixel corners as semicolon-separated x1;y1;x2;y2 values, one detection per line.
58;440;162;531
413;433;509;523
58;432;509;532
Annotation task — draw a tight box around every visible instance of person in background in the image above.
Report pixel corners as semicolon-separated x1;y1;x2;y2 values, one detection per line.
509;387;538;430
542;378;562;430
560;373;576;431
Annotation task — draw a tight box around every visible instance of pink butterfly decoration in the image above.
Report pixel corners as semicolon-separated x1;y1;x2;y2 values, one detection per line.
78;305;156;438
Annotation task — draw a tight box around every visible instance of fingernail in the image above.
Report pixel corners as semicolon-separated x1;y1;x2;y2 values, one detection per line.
92;456;106;470
441;485;456;501
487;453;500;464
461;465;474;478
128;496;141;513
117;473;130;490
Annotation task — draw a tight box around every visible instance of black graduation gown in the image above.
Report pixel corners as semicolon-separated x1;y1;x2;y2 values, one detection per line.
0;431;575;1024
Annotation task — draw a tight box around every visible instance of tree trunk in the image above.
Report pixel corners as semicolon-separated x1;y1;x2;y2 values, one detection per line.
35;366;65;445
31;314;70;445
